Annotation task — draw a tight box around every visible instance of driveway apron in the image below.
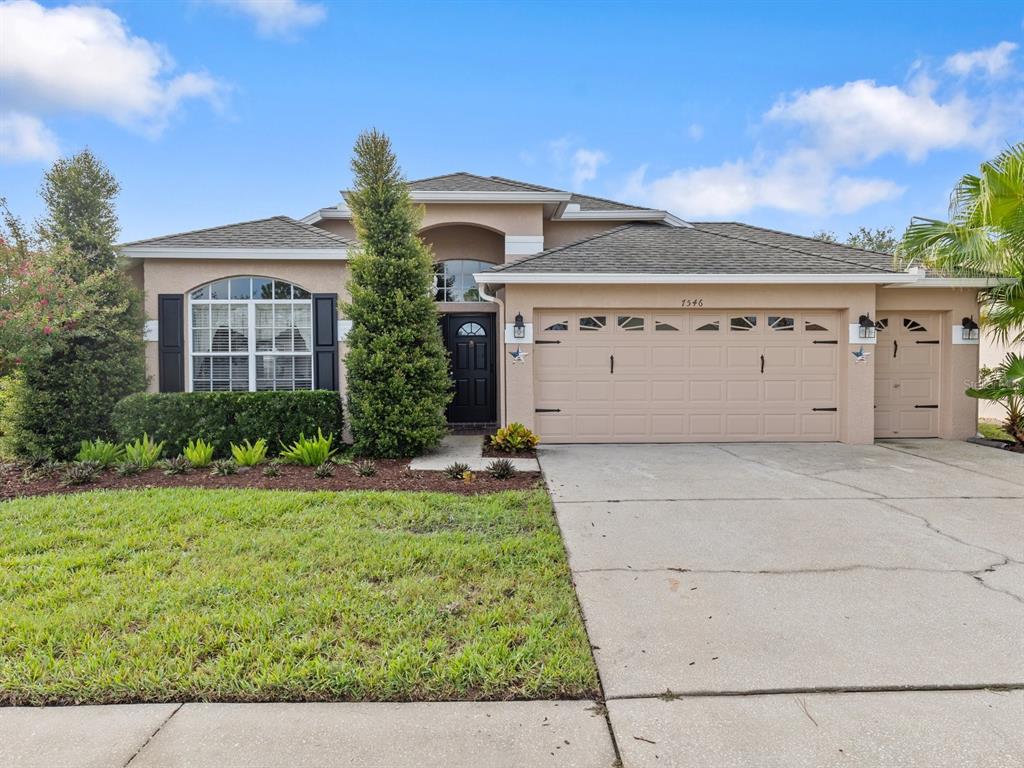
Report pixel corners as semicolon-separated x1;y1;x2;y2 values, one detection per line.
540;439;1024;768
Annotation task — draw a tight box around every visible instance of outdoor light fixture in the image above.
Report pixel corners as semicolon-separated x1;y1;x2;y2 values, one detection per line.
513;312;526;339
858;314;876;339
961;316;980;341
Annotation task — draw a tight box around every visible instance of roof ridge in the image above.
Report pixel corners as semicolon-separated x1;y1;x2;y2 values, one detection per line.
119;215;289;247
487;175;565;193
276;215;352;245
487;222;649;273
706;221;897;260
694;223;894;273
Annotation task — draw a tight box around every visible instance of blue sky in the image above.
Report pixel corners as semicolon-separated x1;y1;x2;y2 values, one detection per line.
2;0;1022;242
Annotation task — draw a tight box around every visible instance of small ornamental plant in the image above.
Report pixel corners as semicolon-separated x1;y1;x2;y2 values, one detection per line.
231;438;268;467
76;439;124;468
183;438;215;468
279;429;335;466
486;458;517;480
487;423;540;453
123;433;164;469
444;461;470;480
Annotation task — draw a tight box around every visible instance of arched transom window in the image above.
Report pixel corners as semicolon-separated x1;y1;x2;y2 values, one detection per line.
189;276;313;392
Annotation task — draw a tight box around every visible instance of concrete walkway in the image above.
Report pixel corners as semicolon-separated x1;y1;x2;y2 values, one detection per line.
409;434;540;473
0;700;615;768
541;439;1024;767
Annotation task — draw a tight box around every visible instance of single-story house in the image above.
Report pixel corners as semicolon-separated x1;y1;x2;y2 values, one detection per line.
120;172;1000;445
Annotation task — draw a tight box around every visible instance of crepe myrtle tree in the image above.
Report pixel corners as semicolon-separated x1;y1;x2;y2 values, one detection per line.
342;129;451;457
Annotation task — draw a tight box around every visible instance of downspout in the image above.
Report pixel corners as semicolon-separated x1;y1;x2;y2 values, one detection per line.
478;281;506;426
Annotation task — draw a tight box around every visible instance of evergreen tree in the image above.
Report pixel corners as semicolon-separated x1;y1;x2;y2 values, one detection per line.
342;130;450;457
0;150;145;459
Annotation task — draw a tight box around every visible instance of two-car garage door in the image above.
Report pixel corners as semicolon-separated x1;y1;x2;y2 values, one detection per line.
534;310;840;442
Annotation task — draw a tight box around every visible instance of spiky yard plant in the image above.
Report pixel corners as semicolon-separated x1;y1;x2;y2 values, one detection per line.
342;129;451;458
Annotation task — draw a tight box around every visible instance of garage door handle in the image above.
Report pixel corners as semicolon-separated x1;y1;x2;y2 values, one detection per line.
914;404;939;409
535;408;561;413
893;340;898;358
812;340;838;344
812;407;837;412
760;354;765;374
610;354;614;374
916;340;940;345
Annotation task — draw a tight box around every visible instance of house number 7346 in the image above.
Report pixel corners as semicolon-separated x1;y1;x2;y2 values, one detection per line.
681;298;704;307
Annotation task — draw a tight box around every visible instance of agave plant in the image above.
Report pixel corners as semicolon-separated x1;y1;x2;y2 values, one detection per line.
967;353;1024;446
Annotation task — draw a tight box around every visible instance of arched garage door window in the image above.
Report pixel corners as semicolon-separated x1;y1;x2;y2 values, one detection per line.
189;276;313;391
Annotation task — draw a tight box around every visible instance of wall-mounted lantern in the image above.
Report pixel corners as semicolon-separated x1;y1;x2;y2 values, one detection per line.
858;314;876;340
961;316;980;341
513;312;526;339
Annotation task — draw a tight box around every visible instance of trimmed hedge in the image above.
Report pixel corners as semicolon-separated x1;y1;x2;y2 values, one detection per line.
111;391;344;457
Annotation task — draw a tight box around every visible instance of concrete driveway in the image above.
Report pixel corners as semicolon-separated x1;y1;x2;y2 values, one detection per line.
540;439;1024;768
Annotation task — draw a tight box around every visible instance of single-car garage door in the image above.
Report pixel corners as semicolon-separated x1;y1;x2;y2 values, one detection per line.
534;310;840;443
874;312;941;438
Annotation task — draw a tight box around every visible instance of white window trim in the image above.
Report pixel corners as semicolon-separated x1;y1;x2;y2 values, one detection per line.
186;286;314;393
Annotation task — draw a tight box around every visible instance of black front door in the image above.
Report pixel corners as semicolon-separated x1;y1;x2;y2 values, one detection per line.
441;314;496;424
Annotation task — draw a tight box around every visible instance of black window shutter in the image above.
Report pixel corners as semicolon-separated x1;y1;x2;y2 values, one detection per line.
157;294;185;392
312;293;338;391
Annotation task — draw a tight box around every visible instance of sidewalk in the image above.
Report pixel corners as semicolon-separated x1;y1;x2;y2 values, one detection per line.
408;434;540;473
0;700;615;768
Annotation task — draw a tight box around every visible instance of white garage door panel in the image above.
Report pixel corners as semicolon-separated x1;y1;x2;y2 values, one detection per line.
874;313;941;438
534;310;840;443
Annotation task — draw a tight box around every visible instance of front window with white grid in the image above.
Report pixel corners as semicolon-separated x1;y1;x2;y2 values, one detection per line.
189;276;313;392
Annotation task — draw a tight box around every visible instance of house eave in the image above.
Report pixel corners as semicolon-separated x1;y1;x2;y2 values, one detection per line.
882;277;1011;288
408;190;573;204
475;272;915;285
120;247;348;261
551;208;692;228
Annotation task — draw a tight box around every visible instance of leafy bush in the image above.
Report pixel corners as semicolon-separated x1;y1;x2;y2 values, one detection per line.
443;461;470;480
486;458;517;479
210;459;237;476
262;461;282;478
488;423;540;453
968;353;1024;445
76;439;124;468
61;460;103;486
116;460;143;477
159;456;191;476
183;438;215;468
352;459;376;477
231;438;268;467
314;462;334;479
111;391;343;458
279;428;336;466
123;433;164;469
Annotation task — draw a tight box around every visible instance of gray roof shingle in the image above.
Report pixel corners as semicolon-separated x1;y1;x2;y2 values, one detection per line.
485;222;900;275
120;216;352;249
405;173;651;211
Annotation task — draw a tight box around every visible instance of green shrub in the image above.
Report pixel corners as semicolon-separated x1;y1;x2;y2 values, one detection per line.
210;459;237;476
231;438;268;467
486;458;517;479
183;438;215;468
279;428;336;466
111;391;343;457
488;423;540;453
116;460;143;477
314;462;334;479
352;459;376;477
123;433;164;469
75;439;124;467
261;461;282;478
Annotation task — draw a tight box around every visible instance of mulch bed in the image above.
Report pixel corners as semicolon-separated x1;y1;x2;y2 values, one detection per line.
481;442;538;460
0;460;542;502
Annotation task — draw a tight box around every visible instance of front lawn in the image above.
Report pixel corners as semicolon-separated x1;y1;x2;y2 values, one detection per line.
0;488;597;705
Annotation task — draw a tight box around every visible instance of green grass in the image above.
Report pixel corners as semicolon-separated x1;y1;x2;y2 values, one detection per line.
978;420;1013;441
0;488;597;705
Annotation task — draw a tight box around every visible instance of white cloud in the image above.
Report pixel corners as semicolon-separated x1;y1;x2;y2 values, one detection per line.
0;0;223;162
943;41;1018;79
209;0;327;38
624;52;1019;218
571;148;608;188
0;111;59;163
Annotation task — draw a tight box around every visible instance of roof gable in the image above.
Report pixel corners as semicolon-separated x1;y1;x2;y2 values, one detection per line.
120;216;352;250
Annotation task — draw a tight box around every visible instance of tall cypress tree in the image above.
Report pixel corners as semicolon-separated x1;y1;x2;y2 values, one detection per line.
343;130;450;457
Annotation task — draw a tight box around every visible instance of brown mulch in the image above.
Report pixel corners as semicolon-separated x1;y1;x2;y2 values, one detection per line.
481;441;538;460
0;460;542;502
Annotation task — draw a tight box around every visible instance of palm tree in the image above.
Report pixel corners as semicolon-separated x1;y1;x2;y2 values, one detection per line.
899;142;1024;344
967;352;1024;447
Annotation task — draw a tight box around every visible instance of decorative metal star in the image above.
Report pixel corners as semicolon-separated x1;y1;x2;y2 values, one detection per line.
509;346;529;364
852;346;871;362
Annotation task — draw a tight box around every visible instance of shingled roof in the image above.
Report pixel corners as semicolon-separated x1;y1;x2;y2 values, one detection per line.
405;172;652;211
119;216;352;250
484;222;901;275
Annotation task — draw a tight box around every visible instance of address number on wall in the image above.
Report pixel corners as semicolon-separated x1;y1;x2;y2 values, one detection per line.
681;298;705;307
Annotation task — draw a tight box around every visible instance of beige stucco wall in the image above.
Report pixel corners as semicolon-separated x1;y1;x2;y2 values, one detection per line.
979;334;1023;421
421;224;503;264
542;220;636;249
141;258;349;394
498;283;980;444
315;220;357;241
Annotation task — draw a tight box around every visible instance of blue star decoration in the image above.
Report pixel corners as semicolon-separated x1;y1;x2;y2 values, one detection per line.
852;346;871;363
509;346;529;364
